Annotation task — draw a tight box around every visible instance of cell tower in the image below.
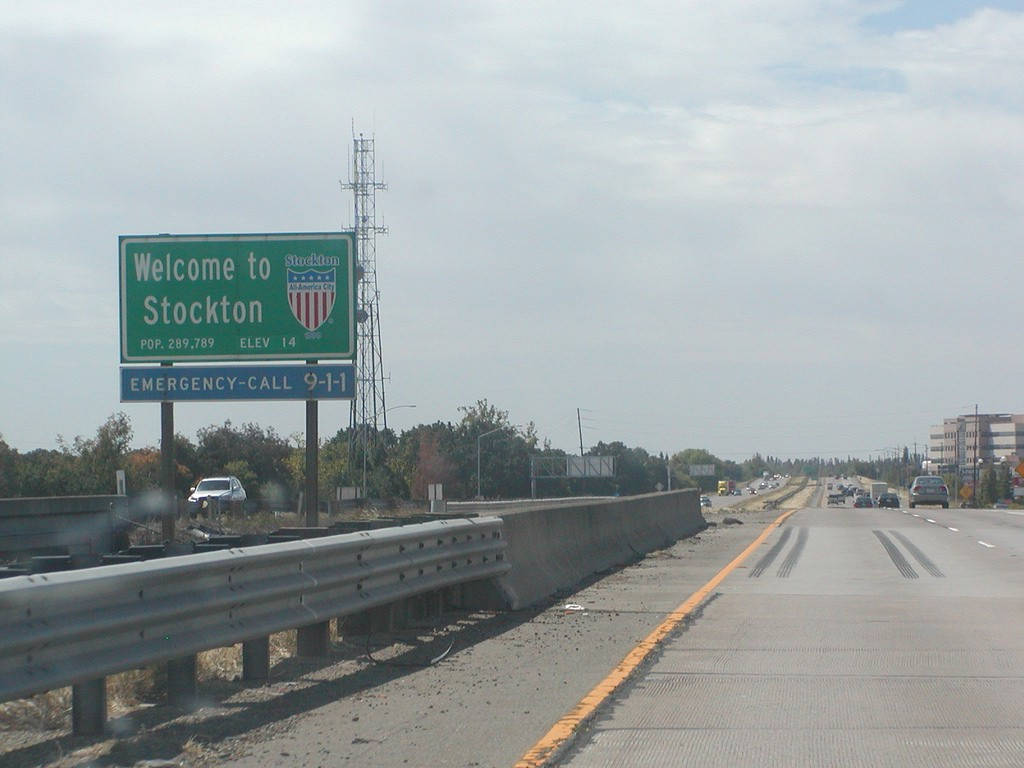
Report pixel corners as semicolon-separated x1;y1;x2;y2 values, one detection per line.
342;132;388;443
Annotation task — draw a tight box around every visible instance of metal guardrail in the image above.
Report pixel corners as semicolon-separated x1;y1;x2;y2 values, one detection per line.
0;516;508;704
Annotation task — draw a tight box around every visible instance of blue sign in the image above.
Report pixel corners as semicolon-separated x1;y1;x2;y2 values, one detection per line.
121;364;355;401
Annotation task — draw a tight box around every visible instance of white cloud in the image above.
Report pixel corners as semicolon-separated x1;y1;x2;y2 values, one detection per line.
0;1;1022;457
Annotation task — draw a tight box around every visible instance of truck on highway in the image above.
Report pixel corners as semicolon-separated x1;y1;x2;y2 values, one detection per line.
871;482;887;502
717;479;735;496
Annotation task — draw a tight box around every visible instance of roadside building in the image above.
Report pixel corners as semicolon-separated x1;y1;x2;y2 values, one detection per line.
926;412;1024;478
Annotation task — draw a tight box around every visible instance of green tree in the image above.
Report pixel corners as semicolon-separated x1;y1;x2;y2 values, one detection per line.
194;421;293;502
456;400;536;499
670;449;731;492
996;465;1012;503
65;412;133;495
0;435;15;497
392;423;460;500
14;448;79;496
583;441;658;496
980;467;997;507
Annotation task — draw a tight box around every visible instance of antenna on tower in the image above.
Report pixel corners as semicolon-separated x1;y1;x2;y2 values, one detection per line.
341;129;388;489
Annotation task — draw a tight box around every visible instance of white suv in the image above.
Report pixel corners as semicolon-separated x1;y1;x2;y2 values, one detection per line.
187;476;247;512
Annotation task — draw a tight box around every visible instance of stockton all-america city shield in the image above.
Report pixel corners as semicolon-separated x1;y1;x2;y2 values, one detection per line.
286;267;336;333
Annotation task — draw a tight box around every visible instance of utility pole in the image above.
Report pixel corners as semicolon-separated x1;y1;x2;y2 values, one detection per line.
577;408;584;456
973;403;979;507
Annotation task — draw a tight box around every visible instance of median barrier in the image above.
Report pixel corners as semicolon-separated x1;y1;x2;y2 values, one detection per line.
494;490;704;609
0;496;124;560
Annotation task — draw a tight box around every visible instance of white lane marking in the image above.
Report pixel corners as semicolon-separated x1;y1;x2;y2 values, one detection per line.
926;518;937;523
978;541;995;549
948;527;959;532
1006;511;1024;516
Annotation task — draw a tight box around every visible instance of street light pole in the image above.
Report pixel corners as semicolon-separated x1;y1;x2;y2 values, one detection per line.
476;426;503;500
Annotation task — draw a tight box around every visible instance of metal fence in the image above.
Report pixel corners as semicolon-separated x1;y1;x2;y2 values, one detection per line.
0;516;508;704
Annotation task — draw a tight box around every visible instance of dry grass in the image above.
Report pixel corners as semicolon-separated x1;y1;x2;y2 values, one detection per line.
728;475;809;513
780;479;818;510
126;500;428;547
0;688;71;731
3;499;407;733
0;628;310;733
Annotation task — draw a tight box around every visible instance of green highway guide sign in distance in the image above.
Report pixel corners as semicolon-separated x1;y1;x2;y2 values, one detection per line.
119;232;356;362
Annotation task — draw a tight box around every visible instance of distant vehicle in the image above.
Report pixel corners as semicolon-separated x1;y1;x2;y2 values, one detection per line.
827;492;845;505
717;479;736;496
748;487;757;495
732;489;743;496
700;495;712;508
909;475;949;509
187;476;247;513
876;493;900;508
853;495;874;508
871;482;888;502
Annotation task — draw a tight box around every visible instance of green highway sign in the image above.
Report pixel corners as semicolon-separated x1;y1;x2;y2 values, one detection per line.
119;232;356;362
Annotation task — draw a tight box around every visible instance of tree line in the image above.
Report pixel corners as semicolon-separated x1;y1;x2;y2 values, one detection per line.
2;402;954;505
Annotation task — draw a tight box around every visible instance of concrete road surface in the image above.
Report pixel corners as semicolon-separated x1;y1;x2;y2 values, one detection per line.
19;489;1024;768
558;501;1024;767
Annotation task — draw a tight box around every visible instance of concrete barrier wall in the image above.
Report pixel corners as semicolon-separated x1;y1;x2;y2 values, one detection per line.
0;496;123;559
494;489;705;609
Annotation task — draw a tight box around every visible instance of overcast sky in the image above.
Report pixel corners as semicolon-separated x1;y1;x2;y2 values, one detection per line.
2;1;1023;461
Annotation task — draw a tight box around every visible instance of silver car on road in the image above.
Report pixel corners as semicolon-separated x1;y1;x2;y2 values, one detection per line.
909;475;949;508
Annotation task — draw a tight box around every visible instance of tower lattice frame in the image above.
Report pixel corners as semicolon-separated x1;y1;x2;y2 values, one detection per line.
342;132;388;449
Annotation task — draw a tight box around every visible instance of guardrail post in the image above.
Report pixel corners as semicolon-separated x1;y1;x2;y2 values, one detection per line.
444;584;463;610
166;655;197;708
71;678;106;736
372;604;394;633
297;621;330;656
242;637;270;682
343;610;369;635
426;589;443;618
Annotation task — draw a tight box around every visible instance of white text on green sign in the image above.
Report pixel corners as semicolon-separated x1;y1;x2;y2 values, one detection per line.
119;232;356;362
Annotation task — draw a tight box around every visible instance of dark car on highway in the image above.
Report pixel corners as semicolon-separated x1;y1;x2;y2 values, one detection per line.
853;495;874;508
876;493;900;508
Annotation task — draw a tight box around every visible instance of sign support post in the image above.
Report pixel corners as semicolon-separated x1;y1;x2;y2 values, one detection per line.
160;363;175;541
119;232;357;540
305;360;319;526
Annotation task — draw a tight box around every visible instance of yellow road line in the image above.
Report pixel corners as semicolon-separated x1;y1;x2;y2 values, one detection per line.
514;507;799;767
